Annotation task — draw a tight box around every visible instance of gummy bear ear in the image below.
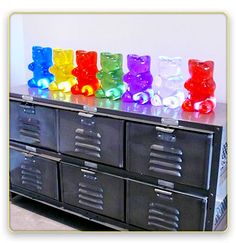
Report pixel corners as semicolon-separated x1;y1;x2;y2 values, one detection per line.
205;60;214;69
43;47;52;56
127;54;138;59
141;55;150;63
188;59;199;67
101;52;111;58
32;46;41;52
172;57;182;64
158;56;167;62
88;51;97;60
53;48;61;55
76;50;86;56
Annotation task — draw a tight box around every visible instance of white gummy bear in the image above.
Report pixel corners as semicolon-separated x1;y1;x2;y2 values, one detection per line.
151;56;185;108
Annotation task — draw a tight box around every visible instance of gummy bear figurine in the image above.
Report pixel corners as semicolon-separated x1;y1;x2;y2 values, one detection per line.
95;52;126;100
49;49;76;92
28;46;54;89
71;50;100;96
151;56;185;108
122;54;154;104
182;59;216;114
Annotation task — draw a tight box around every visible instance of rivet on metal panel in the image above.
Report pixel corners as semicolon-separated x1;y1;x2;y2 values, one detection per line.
161;117;179;126
83;105;97;113
22;95;33;102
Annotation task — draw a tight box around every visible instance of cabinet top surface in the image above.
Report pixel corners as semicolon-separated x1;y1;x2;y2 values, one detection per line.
10;85;227;127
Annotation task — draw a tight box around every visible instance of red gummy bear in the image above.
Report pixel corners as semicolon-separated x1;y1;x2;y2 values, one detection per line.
182;59;216;114
71;50;100;96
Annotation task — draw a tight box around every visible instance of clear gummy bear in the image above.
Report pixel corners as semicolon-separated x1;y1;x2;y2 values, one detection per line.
151;56;185;109
122;54;154;105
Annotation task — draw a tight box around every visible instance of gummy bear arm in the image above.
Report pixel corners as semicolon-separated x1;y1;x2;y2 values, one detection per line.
184;79;194;90
72;67;80;76
143;72;153;82
28;63;35;71
200;79;216;88
115;69;124;77
65;65;74;73
49;66;58;74
123;73;133;83
96;70;104;79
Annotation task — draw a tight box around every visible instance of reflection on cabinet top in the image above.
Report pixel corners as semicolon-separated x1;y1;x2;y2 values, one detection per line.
10;85;226;128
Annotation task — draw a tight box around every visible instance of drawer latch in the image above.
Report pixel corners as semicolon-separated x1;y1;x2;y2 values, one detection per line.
161;117;179;126
83;105;97;113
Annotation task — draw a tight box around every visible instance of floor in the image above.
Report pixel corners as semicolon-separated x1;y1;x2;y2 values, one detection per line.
10;195;114;231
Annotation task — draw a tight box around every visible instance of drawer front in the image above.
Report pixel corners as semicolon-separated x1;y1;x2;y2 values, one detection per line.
10;101;57;151
61;163;125;221
59;110;124;168
126;122;213;189
127;181;207;231
10;149;59;200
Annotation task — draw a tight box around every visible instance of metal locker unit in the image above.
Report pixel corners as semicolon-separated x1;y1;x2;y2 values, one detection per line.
61;162;125;221
59;110;124;168
10;147;59;200
10;101;58;151
9;85;227;231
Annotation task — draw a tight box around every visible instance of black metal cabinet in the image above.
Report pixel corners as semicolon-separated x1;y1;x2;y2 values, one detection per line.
59;110;124;168
10;101;57;151
127;181;207;231
9;88;227;231
10;148;59;200
126;122;213;189
61;163;125;221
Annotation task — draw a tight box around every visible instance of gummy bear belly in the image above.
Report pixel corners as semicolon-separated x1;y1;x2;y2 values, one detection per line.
158;87;177;98
129;84;151;94
189;93;214;102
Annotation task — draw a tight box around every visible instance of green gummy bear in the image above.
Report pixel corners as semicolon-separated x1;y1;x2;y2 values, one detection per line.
95;52;126;100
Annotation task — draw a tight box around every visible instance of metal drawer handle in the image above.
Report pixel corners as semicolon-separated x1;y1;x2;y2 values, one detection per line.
81;169;96;175
78;112;94;118
155;126;175;133
154;188;172;196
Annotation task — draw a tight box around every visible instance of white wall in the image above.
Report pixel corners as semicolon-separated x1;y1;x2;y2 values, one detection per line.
10;13;227;103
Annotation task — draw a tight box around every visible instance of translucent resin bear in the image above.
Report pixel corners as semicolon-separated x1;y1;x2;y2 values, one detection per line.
182;59;216;114
71;50;100;96
28;46;54;89
151;56;185;108
122;54;154;104
95;52;126;100
49;49;76;92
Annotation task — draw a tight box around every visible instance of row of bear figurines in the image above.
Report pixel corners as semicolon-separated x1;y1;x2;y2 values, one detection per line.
28;46;216;114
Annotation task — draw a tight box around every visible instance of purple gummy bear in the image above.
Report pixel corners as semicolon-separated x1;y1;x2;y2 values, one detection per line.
122;54;154;104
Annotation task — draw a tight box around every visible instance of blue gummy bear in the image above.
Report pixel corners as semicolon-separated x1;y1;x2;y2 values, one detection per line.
28;46;54;89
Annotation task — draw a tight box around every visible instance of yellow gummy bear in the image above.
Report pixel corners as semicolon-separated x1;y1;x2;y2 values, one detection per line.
49;49;76;92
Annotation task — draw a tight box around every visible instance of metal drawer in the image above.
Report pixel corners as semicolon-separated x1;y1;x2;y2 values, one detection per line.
10;148;59;200
127;181;207;231
10;101;57;151
126;122;213;189
59;110;124;168
61;163;125;221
